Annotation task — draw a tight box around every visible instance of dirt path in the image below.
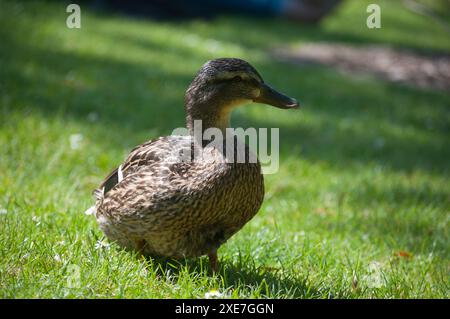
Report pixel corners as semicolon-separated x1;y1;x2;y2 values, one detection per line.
273;43;450;91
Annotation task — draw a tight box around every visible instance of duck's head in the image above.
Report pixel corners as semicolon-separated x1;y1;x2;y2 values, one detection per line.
185;58;299;133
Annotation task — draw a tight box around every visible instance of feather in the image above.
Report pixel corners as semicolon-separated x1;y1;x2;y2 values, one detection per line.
84;205;96;215
100;168;119;195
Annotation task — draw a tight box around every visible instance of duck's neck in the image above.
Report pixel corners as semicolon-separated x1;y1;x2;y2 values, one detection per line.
186;102;233;137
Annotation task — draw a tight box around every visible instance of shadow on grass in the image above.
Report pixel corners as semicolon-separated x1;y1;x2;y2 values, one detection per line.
87;0;450;55
146;256;315;298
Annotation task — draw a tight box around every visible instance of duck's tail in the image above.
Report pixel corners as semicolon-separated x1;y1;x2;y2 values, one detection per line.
84;188;104;216
93;188;104;201
86;164;123;216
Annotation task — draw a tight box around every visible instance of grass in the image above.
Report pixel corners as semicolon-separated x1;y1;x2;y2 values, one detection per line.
0;0;449;298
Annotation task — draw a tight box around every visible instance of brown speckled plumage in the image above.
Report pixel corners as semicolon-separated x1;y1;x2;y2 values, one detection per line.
91;58;298;270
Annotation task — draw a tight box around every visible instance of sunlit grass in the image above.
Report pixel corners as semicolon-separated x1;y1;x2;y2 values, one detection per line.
0;0;449;298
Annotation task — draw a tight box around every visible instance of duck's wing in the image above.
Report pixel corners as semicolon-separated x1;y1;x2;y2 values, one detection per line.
95;136;191;199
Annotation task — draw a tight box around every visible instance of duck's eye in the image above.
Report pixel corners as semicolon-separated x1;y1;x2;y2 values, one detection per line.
232;75;243;82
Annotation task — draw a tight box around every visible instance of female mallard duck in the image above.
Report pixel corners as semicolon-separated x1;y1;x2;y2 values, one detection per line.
90;58;299;271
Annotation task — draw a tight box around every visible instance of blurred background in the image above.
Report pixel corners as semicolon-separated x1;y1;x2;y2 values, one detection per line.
0;0;449;298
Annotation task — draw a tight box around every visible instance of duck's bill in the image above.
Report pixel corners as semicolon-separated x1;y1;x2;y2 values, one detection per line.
254;83;299;109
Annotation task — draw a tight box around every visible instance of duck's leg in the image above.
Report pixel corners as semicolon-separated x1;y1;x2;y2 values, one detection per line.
208;250;218;273
135;239;147;256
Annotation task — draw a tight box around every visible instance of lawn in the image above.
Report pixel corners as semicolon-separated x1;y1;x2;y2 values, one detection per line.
0;0;449;298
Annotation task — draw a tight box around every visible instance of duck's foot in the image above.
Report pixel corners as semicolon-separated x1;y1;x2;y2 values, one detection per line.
208;251;218;273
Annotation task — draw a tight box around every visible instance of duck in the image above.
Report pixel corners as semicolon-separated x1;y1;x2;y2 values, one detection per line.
89;58;299;271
